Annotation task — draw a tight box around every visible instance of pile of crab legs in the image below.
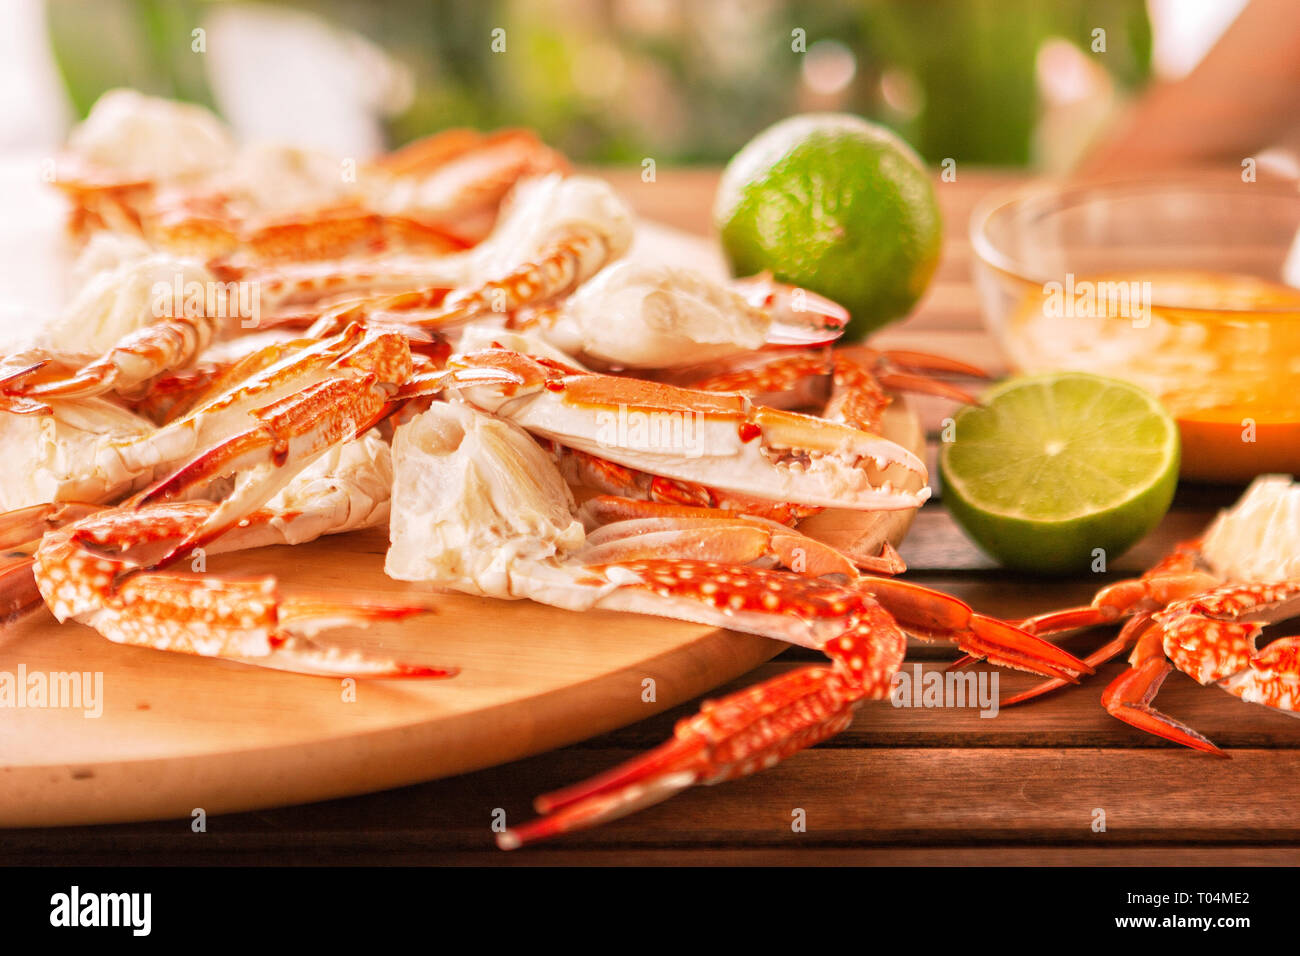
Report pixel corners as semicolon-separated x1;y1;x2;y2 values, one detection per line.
6;93;1293;850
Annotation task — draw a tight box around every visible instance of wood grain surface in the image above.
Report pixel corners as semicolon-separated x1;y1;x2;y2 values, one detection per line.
6;169;1297;866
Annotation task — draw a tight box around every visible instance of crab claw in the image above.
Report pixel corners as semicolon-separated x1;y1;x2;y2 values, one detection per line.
499;666;855;849
0;501;104;552
447;349;931;512
499;594;906;849
0;362;53;414
58;562;451;679
1018;605;1120;636
731;271;849;347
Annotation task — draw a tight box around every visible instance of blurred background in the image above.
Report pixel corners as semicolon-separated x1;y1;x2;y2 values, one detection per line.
2;0;1280;173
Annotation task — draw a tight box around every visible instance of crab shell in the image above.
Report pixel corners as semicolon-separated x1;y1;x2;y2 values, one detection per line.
444;349;929;512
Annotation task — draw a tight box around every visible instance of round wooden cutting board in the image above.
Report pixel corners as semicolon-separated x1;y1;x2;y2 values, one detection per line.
0;407;924;827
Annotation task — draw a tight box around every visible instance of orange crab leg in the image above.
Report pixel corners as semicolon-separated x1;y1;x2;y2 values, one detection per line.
0;363;52;414
871;368;981;406
16;314;219;400
413;229;611;330
0;361;46;392
102;572;451;678
1100;618;1226;756
139;378;397;565
863;577;1091;682
578;504;863;578
554;443;821;526
1002;612;1152;707
1102;658;1226;757
580;495;905;576
0;502;104;552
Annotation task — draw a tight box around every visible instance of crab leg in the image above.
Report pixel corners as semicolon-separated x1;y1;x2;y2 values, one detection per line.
1018;540;1216;637
1001;613;1151;706
107;323;409;491
0;501;105;552
685;346;987;432
304;228;613;338
371;127;570;246
1099;616;1226;756
255;174;630;321
13;312;223;401
825;348;984;433
202;208;468;273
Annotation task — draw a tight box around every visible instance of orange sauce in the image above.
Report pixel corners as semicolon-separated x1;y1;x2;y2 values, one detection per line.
1008;270;1300;482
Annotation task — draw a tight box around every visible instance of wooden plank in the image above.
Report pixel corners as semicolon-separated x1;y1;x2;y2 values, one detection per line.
897;504;1218;576
8;840;1296;867
15;747;1299;856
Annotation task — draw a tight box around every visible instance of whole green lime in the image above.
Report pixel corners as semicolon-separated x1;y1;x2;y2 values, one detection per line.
940;373;1181;574
714;113;942;339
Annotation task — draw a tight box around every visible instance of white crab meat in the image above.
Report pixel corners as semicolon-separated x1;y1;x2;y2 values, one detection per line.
386;402;587;602
1201;475;1300;582
260;430;393;540
384;403;850;651
206;430;395;553
202;142;357;219
66;88;235;184
0;397;156;511
540;260;769;369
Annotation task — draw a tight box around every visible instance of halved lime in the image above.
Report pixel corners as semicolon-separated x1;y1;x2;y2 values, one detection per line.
940;373;1180;574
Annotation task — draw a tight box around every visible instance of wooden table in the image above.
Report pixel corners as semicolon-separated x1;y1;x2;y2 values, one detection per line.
9;170;1299;866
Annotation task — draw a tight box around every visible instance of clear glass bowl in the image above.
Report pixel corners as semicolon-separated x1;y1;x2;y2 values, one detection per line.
969;177;1300;481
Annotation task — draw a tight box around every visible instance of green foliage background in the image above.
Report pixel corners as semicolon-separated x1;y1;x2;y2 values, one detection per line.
46;0;1152;166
